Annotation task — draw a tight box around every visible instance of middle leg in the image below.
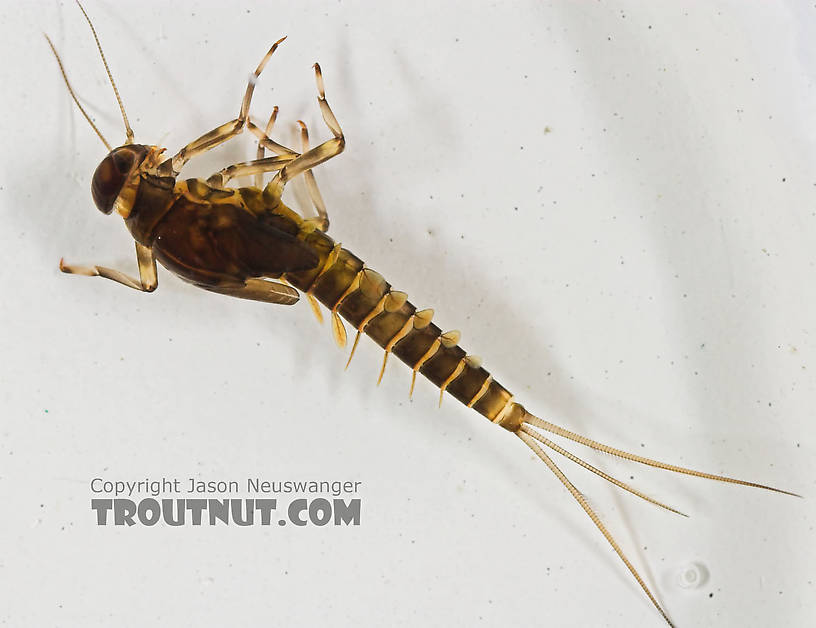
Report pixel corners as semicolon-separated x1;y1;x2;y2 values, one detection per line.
254;107;283;188
206;154;296;188
227;109;333;230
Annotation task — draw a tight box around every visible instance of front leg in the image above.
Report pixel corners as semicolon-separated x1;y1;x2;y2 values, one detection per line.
156;37;287;177
60;242;158;292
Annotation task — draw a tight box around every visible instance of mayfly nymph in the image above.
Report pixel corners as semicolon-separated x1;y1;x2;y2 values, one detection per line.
47;3;798;626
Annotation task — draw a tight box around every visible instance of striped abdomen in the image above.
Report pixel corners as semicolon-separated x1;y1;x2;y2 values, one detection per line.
284;228;526;432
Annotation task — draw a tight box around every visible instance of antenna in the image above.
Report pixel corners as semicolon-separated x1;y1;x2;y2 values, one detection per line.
44;34;112;151
75;0;135;143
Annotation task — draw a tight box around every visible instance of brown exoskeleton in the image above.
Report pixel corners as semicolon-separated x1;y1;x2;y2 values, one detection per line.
49;4;798;627
51;14;339;305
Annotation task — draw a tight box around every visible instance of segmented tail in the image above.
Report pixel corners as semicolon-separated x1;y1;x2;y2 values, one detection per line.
520;411;798;496
515;407;798;627
278;219;798;627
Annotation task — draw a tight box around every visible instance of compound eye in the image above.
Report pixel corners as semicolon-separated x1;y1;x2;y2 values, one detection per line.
91;146;146;214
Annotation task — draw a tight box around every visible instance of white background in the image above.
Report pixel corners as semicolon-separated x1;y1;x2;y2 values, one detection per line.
1;1;814;627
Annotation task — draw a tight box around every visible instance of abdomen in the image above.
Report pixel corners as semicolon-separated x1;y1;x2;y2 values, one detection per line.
284;229;516;424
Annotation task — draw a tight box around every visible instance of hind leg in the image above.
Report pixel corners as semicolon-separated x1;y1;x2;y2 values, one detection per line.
264;64;345;203
296;120;330;231
248;111;331;231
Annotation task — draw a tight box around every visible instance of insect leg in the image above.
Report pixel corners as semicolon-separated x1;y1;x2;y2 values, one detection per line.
253;108;283;188
206;155;297;187
201;278;299;306
247;115;330;231
157;37;288;177
248;117;300;158
265;63;345;198
297;120;330;231
60;242;157;292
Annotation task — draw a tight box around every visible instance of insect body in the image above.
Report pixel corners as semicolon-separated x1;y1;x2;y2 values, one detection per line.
48;4;796;626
